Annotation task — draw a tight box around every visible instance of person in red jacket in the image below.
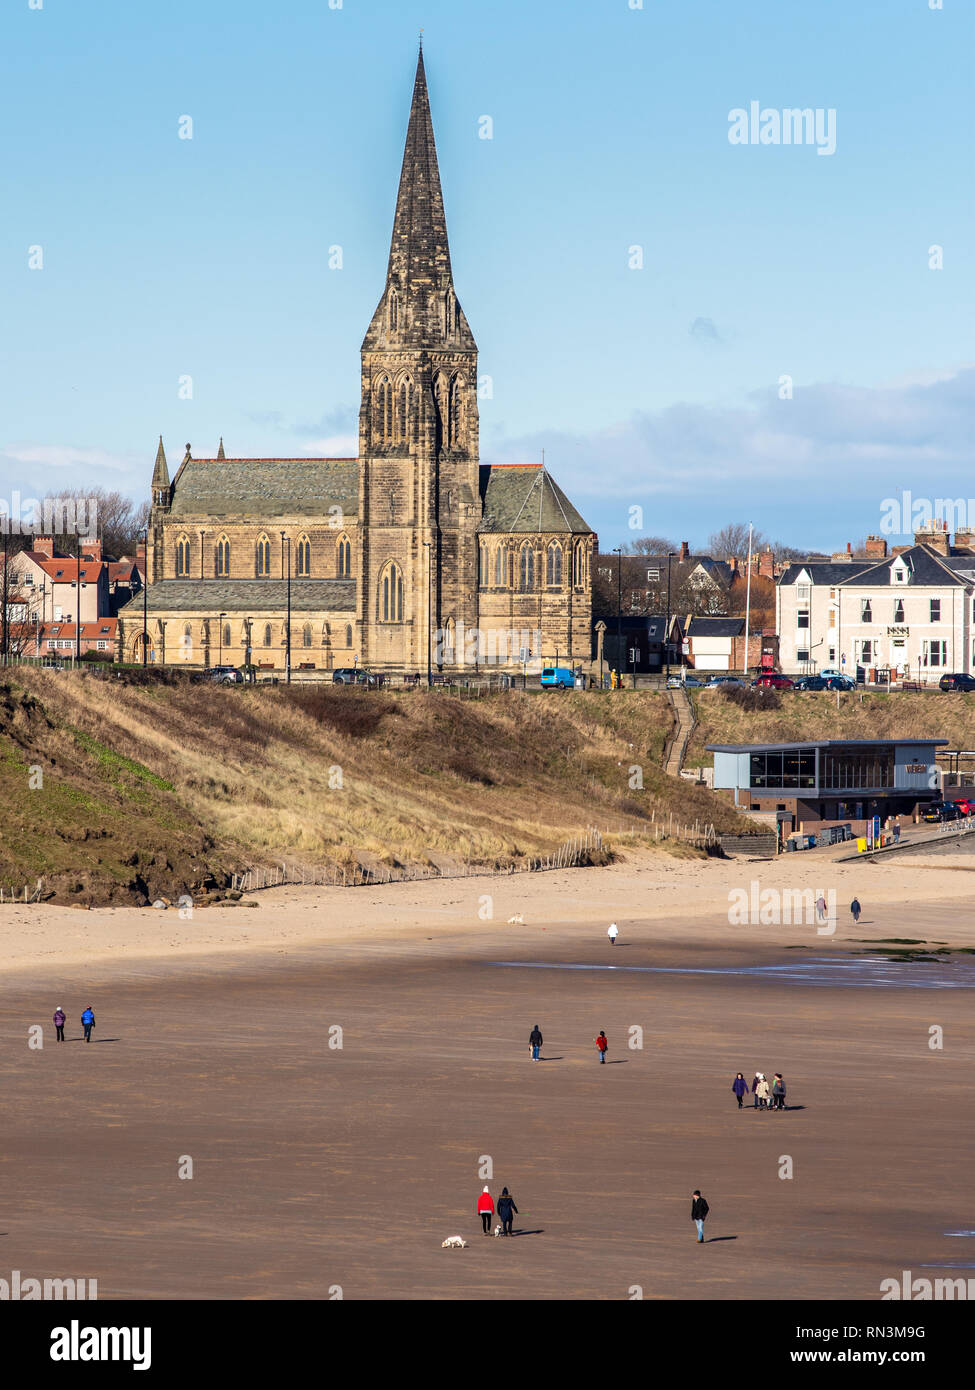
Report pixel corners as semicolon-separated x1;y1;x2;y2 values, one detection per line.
477;1185;495;1235
594;1030;609;1064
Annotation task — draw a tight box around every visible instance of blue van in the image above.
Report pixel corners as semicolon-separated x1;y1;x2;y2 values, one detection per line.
540;667;576;690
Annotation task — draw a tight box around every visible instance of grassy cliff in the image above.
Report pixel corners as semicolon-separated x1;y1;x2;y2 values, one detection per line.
0;673;752;905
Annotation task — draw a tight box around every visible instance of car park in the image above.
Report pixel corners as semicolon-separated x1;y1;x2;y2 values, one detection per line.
939;673;975;691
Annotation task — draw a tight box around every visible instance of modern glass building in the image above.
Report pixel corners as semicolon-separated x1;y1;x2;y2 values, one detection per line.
707;739;946;832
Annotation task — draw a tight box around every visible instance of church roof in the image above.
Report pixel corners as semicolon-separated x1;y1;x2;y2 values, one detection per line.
119;579;356;614
477;465;592;535
167;457;359;520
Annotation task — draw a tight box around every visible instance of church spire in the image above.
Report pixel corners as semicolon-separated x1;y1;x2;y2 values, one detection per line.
387;47;452;291
217;437;226;460
151;436;169;490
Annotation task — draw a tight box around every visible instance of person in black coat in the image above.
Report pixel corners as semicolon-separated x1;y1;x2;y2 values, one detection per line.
497;1187;519;1236
529;1024;543;1061
691;1190;709;1243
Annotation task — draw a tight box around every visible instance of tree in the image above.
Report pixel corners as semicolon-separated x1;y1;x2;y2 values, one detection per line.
44;488;149;559
621;535;678;556
707;523;767;560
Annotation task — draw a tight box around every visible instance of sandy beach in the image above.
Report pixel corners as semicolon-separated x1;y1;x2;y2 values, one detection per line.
2;848;975;1300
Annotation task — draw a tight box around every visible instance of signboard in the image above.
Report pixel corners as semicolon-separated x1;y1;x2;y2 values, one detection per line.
905;763;926;774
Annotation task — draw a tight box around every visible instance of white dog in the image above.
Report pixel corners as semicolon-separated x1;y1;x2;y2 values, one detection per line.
493;1224;503;1237
441;1235;468;1249
507;913;525;924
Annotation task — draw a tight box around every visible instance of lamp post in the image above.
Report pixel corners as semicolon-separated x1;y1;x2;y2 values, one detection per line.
218;612;227;666
613;546;622;688
141;528;148;667
280;532;291;684
665;550;676;681
244;617;252;682
423;539;433;687
1;525;8;667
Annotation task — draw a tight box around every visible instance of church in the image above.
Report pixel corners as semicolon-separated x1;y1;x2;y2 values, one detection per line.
120;49;595;677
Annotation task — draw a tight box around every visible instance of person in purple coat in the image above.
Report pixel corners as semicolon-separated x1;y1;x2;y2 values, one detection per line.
732;1072;748;1109
53;1007;66;1043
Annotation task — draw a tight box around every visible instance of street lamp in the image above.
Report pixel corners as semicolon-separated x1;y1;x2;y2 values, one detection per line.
140;528;148;667
280;532;292;684
218;612;227;666
613;546;622;688
423;539;433;687
665;551;677;681
244;617;252;682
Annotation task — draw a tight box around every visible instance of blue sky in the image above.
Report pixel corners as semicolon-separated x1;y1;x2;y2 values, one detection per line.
1;0;971;552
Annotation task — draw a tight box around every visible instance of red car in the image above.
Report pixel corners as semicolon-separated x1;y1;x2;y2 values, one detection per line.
752;674;795;690
950;798;974;816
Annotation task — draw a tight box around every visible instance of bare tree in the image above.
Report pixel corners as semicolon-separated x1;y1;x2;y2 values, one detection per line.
707;523;768;560
44;488;149;559
621;535;679;556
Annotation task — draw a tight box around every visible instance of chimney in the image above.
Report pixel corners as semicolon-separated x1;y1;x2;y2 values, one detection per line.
847;541;852;554
81;538;102;560
679;540;689;561
758;544;775;578
33;535;54;557
864;534;887;560
914;520;950;555
953;528;975;554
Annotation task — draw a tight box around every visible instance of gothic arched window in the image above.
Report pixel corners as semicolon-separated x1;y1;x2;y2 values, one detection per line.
519;544;536;592
479;544;489;586
337;534;351;578
388;289;398;332
215;535;230;578
546;541;563;588
375;376;392;442
449;374;465;449
495;546;507;588
379;562;404;623
302;622;312;648
574;541;587;588
175;535;190;577
256;533;271;577
296;534;311;577
223;623;231;648
396;375;413;444
263;623;272;648
345;624;353;648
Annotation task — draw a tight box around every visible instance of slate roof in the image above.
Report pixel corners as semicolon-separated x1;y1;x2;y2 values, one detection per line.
778;546;972;588
118;580;356;614
778;560;873;585
686;616;744;637
477;465;592;535
168;458;359;520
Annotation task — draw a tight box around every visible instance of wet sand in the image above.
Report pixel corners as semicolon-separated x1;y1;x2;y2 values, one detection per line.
2;856;975;1300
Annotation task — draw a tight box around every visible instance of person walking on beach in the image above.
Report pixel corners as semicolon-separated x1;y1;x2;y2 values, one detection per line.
772;1073;787;1111
529;1024;543;1061
815;893;827;924
732;1072;749;1109
477;1186;495;1235
850;897;862;924
53;1006;66;1043
691;1190;710;1243
754;1073;771;1110
608;923;619;946
595;1030;609;1064
751;1071;763;1109
496;1187;518;1237
81;1005;95;1044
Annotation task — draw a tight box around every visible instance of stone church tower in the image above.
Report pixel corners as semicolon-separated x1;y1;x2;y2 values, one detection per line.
357;48;480;671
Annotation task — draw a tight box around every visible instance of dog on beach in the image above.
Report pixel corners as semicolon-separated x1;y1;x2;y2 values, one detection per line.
442;1236;468;1249
493;1224;503;1237
507;913;525;924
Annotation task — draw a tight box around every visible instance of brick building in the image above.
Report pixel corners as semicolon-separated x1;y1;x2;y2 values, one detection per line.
121;50;594;674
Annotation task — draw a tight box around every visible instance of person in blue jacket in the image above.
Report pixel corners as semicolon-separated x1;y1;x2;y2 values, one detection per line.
81;1005;95;1043
496;1187;519;1237
732;1073;749;1109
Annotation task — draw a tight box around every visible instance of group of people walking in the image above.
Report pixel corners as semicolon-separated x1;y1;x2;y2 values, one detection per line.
52;1005;96;1043
733;1070;786;1110
477;1186;519;1236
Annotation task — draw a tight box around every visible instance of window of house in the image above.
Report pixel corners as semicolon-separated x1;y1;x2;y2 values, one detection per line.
859;640;873;664
922;640;948;667
797;584;811;602
893;598;905;624
96;640;107;651
797;610;809;629
828;647;836;662
646;567;660;582
930;598;941;622
797;648;810;662
893;566;907;584
860;598;872;621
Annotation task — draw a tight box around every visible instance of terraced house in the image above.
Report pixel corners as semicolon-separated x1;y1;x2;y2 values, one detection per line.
777;526;975;681
120;49;594;675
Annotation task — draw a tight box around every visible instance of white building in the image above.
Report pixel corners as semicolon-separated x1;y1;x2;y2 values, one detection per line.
777;537;975;681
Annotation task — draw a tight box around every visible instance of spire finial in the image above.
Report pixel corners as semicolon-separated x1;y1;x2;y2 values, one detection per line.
419;29;423;51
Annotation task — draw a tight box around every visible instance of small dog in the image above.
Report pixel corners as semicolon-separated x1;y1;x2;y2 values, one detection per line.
493;1224;503;1237
507;913;524;924
441;1235;468;1249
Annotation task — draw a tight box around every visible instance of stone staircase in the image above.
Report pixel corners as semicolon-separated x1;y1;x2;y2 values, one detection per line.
665;687;695;777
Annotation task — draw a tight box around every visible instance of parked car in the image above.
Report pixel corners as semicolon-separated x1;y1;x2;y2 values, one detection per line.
540;666;576;690
666;676;683;688
939;673;975;691
923;802;963;823
825;675;856;691
950;797;974;816
752;674;794;690
704;675;745;689
332;667;380;686
819;668;845;679
794;675;828;691
205;665;244;684
681;676;704;688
